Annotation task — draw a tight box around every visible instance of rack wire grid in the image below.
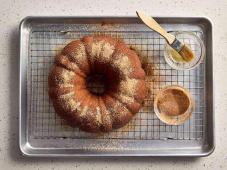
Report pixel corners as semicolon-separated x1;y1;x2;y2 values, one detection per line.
28;25;205;142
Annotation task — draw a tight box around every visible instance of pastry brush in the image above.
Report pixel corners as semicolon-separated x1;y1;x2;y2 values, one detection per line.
136;11;194;62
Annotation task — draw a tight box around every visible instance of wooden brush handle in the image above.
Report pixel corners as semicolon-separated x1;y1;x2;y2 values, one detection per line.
136;11;175;44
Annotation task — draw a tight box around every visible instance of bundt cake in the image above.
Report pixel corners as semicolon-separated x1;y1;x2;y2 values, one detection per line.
48;35;147;133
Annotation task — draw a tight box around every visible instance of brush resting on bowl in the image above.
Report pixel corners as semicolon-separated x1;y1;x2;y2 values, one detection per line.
164;31;205;70
48;35;147;133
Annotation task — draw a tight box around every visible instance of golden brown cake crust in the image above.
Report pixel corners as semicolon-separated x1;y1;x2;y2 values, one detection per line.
48;35;147;133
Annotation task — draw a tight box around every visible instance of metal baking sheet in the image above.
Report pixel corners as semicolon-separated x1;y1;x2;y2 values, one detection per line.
19;17;214;157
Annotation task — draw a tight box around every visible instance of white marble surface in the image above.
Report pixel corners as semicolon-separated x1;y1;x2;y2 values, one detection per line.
0;0;226;169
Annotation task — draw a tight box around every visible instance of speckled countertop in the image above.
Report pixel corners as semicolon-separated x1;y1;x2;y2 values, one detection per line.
0;0;226;169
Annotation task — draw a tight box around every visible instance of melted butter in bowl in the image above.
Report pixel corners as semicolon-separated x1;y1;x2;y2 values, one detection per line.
164;31;205;70
154;85;194;125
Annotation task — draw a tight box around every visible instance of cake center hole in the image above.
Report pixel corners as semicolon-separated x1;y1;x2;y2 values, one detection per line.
86;74;107;95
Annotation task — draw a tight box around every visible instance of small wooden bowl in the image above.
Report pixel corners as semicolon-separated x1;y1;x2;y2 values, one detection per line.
154;85;195;125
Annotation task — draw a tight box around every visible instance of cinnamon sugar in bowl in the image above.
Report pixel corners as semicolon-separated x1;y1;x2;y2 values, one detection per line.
154;85;194;125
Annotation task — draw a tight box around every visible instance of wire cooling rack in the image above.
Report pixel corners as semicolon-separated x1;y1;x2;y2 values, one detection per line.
28;26;205;141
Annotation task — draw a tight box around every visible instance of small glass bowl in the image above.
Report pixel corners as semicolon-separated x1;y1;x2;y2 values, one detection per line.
164;31;205;70
154;85;195;125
